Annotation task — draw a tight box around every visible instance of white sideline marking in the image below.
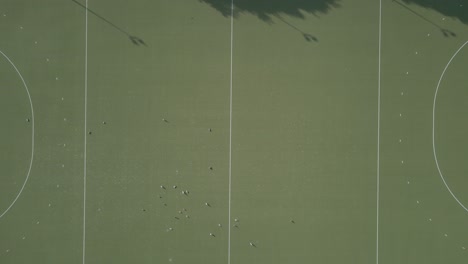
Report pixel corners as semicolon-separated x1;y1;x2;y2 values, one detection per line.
82;1;89;263
376;0;382;263
228;1;234;264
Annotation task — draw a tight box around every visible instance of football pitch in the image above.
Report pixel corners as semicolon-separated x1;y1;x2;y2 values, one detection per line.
1;0;468;263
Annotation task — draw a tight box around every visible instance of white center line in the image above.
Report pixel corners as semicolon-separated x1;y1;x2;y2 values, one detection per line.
376;0;382;264
228;1;234;264
82;1;89;264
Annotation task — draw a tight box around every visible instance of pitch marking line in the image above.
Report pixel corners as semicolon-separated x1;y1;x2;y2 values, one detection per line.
82;1;89;263
228;1;234;264
432;40;468;213
0;50;35;219
376;0;382;263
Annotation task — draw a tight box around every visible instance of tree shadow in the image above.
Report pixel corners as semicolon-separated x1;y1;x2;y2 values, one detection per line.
402;0;468;25
199;0;339;42
394;0;457;37
200;0;340;21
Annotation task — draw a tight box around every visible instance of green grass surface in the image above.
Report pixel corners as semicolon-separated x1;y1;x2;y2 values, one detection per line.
1;0;468;263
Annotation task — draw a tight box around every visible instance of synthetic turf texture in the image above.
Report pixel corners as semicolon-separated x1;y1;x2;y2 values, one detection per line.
1;0;468;263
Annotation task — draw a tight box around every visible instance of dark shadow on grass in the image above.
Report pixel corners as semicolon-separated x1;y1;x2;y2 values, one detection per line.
199;0;339;42
394;0;457;37
275;15;318;42
200;0;340;21
402;0;468;25
71;0;147;46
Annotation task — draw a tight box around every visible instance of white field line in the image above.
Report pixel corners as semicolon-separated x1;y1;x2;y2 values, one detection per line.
0;50;35;219
432;40;468;213
376;1;382;263
228;1;234;264
82;1;89;263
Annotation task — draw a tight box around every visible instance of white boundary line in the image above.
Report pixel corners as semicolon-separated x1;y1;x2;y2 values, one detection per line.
376;0;382;263
82;1;89;263
432;40;468;213
0;50;35;219
228;1;234;264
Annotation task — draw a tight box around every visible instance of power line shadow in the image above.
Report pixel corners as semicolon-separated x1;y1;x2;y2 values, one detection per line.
71;0;148;46
393;0;457;37
275;15;318;42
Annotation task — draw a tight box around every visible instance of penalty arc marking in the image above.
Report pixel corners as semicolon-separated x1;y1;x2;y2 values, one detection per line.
0;50;35;219
432;40;468;213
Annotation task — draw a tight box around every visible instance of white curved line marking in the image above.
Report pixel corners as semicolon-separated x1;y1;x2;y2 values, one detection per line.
432;40;468;213
0;50;35;219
